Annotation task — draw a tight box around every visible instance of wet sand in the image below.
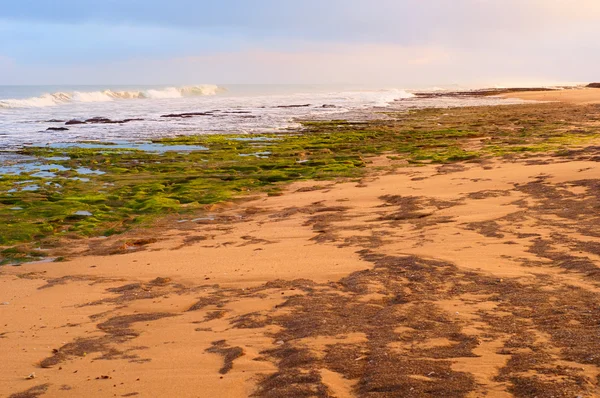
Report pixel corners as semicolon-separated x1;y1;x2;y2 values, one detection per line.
3;112;600;396
500;87;600;104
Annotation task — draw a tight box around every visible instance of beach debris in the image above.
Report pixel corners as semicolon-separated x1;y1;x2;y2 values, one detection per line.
26;372;36;379
1;302;9;305
149;277;171;286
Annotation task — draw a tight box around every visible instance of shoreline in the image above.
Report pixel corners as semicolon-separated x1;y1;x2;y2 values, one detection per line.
3;94;600;396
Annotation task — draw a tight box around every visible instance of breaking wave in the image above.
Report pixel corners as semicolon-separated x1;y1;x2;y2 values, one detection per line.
368;89;414;107
0;84;222;109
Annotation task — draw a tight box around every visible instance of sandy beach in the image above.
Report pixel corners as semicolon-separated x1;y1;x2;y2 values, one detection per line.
500;87;600;104
3;94;600;397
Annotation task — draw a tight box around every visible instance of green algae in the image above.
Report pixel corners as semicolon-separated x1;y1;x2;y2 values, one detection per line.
2;102;600;263
0;247;46;266
0;132;364;257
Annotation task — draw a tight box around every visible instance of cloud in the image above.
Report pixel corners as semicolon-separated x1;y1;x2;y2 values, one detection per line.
0;44;445;85
1;1;599;84
3;1;599;37
6;41;591;87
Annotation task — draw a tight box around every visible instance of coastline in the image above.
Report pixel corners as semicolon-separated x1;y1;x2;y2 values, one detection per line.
3;94;600;396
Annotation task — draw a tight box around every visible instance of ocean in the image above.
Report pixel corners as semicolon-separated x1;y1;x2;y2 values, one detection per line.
0;84;526;150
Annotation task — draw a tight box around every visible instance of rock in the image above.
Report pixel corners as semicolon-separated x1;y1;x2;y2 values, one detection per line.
321;104;338;108
161;112;213;118
46;127;69;131
276;104;311;108
65;119;86;125
587;83;600;88
26;372;36;380
67;117;145;124
85;117;113;124
44;119;65;123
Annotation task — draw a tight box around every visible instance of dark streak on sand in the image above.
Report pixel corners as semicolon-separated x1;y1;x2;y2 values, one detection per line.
39;313;175;368
206;340;245;374
8;384;51;398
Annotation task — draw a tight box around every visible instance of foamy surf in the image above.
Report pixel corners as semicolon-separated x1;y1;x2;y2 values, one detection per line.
0;84;222;109
368;89;414;107
0;84;528;151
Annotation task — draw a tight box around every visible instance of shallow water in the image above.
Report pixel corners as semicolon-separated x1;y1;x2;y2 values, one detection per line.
0;161;105;178
45;141;208;152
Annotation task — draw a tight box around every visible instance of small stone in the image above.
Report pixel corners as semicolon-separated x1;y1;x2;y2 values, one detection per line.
26;372;36;379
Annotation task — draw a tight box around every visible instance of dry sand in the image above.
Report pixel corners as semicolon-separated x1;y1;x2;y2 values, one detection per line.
500;87;600;104
3;143;600;396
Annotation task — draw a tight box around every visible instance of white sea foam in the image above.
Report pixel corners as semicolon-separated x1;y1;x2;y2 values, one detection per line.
368;89;414;107
71;91;115;103
0;84;221;108
143;87;183;99
0;94;64;108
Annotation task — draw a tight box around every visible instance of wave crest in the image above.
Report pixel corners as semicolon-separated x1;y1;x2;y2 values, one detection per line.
0;84;222;109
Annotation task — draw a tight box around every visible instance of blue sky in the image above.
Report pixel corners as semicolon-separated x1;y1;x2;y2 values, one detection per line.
1;0;600;85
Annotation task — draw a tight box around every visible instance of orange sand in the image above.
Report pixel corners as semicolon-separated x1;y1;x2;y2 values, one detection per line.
2;150;600;397
500;87;600;104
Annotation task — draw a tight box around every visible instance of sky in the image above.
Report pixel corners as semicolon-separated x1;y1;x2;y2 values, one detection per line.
1;0;600;86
